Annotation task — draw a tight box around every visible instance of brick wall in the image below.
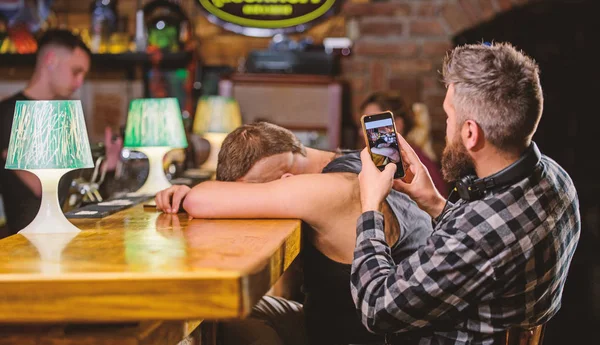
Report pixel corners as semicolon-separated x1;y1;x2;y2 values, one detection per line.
341;0;538;154
50;0;538;154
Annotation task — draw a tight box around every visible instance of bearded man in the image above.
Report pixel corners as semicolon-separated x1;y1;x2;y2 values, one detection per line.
350;42;581;345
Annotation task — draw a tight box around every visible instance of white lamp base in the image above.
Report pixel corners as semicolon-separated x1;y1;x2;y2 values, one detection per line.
19;169;80;234
134;147;172;195
201;132;228;173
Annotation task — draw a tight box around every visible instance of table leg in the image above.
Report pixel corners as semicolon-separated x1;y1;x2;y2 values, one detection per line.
200;321;219;345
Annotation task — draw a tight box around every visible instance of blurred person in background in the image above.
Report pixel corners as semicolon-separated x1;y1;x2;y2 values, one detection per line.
0;29;120;237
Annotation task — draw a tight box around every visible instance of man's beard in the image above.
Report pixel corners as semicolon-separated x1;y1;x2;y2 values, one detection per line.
441;137;475;182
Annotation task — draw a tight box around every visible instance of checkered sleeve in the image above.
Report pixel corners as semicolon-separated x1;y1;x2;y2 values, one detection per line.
351;211;496;334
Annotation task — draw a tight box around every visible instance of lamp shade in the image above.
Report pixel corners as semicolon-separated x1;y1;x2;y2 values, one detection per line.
5;100;93;170
124;97;188;149
193;96;242;135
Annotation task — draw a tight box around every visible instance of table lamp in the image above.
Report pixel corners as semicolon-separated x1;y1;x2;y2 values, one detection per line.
193;96;242;172
124;97;188;195
5;100;93;234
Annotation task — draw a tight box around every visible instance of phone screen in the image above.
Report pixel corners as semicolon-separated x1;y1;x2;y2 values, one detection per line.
363;112;405;178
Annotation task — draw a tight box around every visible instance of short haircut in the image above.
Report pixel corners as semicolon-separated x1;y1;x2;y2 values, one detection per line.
216;122;307;181
360;91;415;135
442;42;543;152
36;29;92;59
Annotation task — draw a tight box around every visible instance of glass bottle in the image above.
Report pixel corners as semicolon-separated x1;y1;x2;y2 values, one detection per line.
89;0;119;53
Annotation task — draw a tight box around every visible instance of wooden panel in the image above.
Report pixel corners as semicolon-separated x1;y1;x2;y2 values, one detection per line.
0;320;201;345
231;83;334;128
0;206;302;322
219;74;342;149
225;74;338;85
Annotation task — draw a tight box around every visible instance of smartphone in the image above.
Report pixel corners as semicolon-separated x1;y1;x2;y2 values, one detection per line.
361;111;405;179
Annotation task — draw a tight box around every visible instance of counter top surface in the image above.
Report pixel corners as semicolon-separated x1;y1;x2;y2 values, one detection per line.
0;205;302;323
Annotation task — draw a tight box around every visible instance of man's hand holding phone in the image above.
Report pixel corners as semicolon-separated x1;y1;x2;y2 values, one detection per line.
358;148;397;213
361;111;405;179
392;135;446;218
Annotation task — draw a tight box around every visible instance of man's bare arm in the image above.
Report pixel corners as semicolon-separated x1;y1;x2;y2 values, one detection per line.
2;149;41;197
182;173;358;228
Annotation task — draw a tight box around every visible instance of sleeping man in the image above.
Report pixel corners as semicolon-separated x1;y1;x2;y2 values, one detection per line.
155;122;432;345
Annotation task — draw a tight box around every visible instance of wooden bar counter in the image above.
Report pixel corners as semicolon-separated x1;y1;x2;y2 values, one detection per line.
0;204;302;344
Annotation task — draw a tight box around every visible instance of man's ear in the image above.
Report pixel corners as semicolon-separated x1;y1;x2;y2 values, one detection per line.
280;173;294;179
461;119;483;151
42;50;58;70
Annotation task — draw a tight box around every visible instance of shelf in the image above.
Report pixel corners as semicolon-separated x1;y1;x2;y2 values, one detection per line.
224;73;339;85
0;51;193;69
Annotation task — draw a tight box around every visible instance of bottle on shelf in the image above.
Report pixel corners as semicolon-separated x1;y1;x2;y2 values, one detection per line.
109;16;131;54
89;0;119;53
134;6;147;52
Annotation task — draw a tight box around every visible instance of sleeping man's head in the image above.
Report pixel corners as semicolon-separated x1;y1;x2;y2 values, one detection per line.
216;122;308;183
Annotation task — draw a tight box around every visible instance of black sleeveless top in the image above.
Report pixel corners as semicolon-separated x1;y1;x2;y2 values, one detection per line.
302;151;433;345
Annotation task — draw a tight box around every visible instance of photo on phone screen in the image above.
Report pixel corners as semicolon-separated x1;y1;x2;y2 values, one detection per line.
362;112;405;178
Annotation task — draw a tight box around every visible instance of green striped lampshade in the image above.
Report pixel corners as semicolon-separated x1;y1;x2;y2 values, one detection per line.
5;100;93;170
124;97;188;149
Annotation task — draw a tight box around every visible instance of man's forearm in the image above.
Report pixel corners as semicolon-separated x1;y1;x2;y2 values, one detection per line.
351;211;409;334
182;180;293;219
182;181;224;218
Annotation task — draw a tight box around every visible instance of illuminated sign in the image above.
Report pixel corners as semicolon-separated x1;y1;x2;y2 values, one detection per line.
197;0;340;37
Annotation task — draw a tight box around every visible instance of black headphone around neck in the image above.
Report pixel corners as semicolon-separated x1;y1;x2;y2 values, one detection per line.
455;142;541;201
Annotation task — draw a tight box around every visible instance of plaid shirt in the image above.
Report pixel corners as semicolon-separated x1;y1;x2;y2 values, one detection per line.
351;155;580;345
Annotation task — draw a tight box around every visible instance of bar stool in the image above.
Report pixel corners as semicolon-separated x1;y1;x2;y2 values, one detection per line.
505;324;546;345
